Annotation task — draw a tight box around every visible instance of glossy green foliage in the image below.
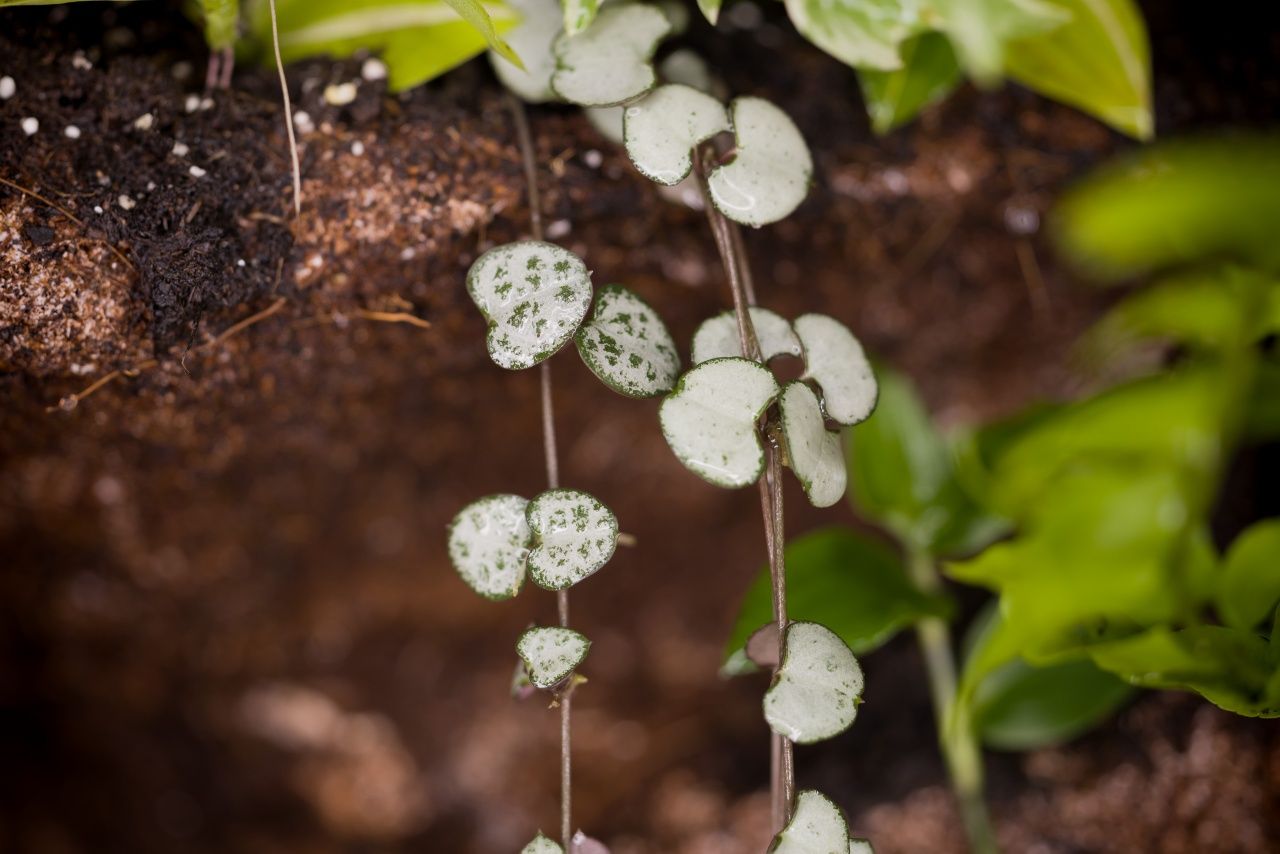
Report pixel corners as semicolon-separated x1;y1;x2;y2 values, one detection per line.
1217;520;1280;631
244;0;519;91
847;369;1005;556
1056;137;1280;279
858;33;961;135
724;528;950;674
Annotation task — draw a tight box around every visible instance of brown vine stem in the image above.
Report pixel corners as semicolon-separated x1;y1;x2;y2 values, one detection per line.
508;93;572;850
267;0;302;217
694;148;794;832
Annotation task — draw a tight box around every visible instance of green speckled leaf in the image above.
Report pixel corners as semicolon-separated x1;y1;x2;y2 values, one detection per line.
447;494;531;600
708;97;813;227
575;285;681;398
517;626;591;688
690;307;803;365
527;489;619;589
551;4;670;106
623;84;730;186
522;832;563;853
769;790;852;854
466;241;593;370
764;621;864;743
795;314;878;426
659;358;781;488
778;382;847;508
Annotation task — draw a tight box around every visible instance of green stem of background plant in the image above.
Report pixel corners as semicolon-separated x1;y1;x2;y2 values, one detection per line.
694;147;794;832
509;94;572;849
906;547;997;854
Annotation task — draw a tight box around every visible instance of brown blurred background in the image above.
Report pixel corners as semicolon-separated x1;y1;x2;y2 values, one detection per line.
1;2;1278;852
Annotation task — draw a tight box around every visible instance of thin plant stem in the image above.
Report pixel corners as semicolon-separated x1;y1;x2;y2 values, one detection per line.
695;145;793;831
266;0;302;217
510;93;572;849
906;548;997;854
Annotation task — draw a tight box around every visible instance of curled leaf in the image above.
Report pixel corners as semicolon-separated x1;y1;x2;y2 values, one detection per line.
517;626;592;688
659;358;781;488
690;307;803;365
795;314;877;425
707;97;813;227
745;621;781;670
623;84;730;186
447;494;531;600
764;621;864;743
551;4;671;106
491;0;562;102
575;285;681;398
527;489;619;590
778;381;847;508
769;789;851;853
466;240;593;370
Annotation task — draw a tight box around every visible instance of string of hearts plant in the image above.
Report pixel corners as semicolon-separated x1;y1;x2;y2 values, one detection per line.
478;3;884;849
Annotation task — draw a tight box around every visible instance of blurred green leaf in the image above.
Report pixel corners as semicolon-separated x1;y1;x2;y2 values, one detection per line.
1055;136;1280;279
1004;0;1151;140
858;32;962;134
1089;626;1280;717
1244;358;1280;441
965;605;1133;750
847;369;1005;556
782;0;926;72
985;368;1222;514
695;0;720;25
247;0;519;91
723;527;950;674
1217;519;1280;630
948;464;1218;662
561;0;599;35
1086;270;1249;355
933;0;1067;83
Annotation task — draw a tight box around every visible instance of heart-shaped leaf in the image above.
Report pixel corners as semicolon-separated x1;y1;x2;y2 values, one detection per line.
527;489;619;590
575;285;681;398
447;494;531;600
623;84;730;186
764;621;864;743
660;358;781;488
551;4;671;107
778;382;847;508
690;307;803;365
707;97;813;227
491;0;562;103
466;241;593;370
795;314;878;426
517;626;591;688
769;789;851;854
522;831;565;853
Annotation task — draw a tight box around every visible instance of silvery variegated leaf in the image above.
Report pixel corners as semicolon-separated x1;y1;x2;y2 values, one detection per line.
521;831;564;853
466;241;593;370
517;625;591;688
527;489;619;590
490;0;563;103
849;839;875;853
708;97;814;227
764;621;864;743
659;358;781;488
778;381;847;508
447;494;532;600
551;4;671;106
561;0;600;35
575;285;681;398
623;84;730;186
689;307;803;365
794;314;878;426
769;790;853;854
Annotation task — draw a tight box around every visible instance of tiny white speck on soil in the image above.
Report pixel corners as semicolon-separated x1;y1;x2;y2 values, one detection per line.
184;94;200;113
71;52;92;70
21;117;38;135
361;58;388;82
324;82;358;106
0;76;15;100
64;125;81;139
189;165;207;178
132;113;154;131
351;141;365;156
172;141;189;157
93;206;103;214
584;150;603;169
118;195;136;210
294;111;314;134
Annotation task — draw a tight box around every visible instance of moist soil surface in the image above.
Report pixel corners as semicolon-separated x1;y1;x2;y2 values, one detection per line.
2;2;1278;853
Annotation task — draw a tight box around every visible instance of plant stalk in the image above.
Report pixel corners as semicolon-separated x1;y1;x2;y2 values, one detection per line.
906;548;997;854
510;94;572;850
266;0;301;217
695;146;794;831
